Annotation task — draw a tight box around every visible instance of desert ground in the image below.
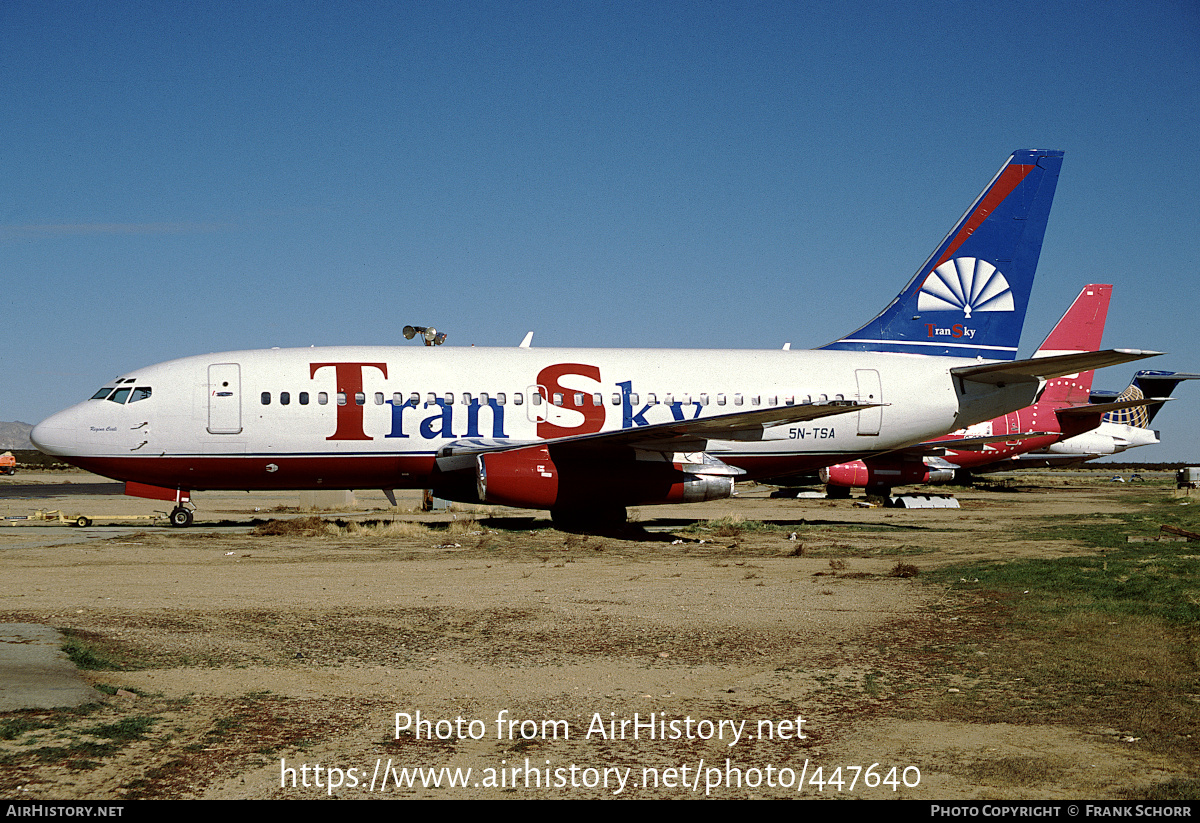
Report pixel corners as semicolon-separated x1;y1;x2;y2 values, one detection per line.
0;469;1196;799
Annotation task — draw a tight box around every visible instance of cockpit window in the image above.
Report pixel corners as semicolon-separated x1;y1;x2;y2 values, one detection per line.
91;387;115;400
109;388;132;404
128;387;152;403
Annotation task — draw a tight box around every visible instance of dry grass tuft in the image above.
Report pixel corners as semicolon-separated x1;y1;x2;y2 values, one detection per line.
251;516;332;537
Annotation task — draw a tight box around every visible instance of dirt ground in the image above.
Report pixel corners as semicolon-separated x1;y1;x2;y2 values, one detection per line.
0;470;1193;799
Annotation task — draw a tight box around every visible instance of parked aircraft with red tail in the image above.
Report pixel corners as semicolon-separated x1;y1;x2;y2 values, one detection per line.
999;369;1199;469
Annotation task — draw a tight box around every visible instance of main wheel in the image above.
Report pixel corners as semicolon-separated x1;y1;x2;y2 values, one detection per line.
170;507;194;528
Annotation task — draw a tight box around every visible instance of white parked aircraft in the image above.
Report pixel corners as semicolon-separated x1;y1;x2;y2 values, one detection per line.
996;370;1198;468
31;150;1157;527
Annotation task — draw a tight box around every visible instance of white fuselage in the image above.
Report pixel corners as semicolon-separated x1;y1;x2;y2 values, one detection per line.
31;345;1042;495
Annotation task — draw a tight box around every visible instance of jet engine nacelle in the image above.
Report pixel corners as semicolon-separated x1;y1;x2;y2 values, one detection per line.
1044;432;1118;455
820;460;955;488
476;446;734;509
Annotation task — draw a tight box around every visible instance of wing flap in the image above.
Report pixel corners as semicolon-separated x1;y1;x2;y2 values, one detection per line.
436;400;878;467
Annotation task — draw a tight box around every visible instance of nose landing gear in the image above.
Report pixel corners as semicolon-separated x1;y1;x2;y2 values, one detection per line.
169;505;195;528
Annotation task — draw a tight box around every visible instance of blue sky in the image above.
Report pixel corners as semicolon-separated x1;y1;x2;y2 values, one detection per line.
4;1;1198;460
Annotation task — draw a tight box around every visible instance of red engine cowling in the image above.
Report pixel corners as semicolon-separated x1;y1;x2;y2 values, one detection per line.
820;460;954;488
476;446;734;510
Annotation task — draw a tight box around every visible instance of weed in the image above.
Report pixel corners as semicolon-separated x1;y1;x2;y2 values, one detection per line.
60;629;127;671
251;516;331;537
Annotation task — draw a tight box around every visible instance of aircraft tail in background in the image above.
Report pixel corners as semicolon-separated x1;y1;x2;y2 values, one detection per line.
1094;370;1200;428
1032;284;1112;406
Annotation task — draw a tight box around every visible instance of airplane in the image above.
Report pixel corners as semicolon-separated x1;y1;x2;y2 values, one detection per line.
817;284;1161;496
993;369;1199;469
30;149;1159;528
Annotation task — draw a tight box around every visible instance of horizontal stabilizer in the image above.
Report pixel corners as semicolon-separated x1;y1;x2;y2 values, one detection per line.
952;349;1161;387
1056;397;1168;420
1053;395;1170;440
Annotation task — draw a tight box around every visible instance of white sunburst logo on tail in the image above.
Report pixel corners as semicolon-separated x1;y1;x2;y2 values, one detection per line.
917;257;1014;318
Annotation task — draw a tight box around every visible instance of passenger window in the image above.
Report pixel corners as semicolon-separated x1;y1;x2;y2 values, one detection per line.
374;392;384;405
612;393;621;405
573;392;583;406
717;394;726;406
355;392;365;406
479;392;490;405
511;393;521;406
553;393;563;406
280;392;290;406
109;388;131;404
497;392;507;405
530;393;540;406
751;395;761;406
593;393;602;406
299;392;309;405
261;392;271;405
734;394;743;406
647;393;657;405
337;392;346;406
318;392;328;405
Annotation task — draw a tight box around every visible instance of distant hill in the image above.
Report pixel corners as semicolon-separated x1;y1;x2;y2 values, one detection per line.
0;421;34;450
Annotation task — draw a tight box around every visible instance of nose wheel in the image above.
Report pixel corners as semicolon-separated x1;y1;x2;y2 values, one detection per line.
169;506;194;528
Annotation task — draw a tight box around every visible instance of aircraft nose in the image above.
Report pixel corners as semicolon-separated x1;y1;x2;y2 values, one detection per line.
31;410;77;456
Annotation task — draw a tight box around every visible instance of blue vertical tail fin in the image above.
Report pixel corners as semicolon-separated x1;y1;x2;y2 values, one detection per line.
822;149;1064;359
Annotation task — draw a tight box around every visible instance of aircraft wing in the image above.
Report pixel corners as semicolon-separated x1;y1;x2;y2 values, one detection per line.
952;349;1162;386
897;431;1055;455
435;400;878;469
